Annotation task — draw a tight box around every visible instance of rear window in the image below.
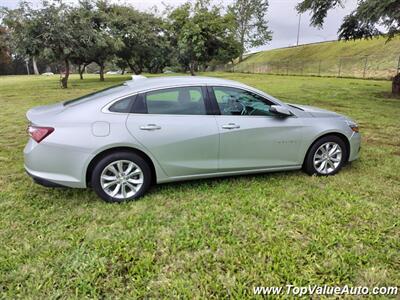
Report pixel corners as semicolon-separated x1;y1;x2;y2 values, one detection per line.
109;95;136;113
63;84;125;106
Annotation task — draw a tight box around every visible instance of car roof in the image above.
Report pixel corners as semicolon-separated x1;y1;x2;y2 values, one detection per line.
124;76;249;92
65;75;286;110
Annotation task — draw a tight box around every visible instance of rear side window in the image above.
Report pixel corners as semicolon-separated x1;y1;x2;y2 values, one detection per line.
144;87;206;115
109;95;135;113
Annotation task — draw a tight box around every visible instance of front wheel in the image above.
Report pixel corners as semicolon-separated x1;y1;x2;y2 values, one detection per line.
303;135;348;176
91;151;152;202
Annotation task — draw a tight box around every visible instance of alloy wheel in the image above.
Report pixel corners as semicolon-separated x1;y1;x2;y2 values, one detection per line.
313;142;342;174
100;160;144;199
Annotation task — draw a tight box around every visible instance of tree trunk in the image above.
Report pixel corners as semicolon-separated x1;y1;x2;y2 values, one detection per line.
78;64;83;80
121;68;125;75
78;64;86;80
135;66;143;75
32;56;39;75
189;62;195;76
238;33;245;63
392;74;400;95
128;62;142;75
60;59;70;88
99;63;105;81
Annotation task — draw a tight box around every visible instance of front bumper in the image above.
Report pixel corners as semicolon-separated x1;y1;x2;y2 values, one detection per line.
348;132;361;162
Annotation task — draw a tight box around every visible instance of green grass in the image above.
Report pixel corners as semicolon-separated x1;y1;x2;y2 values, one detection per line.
0;73;399;298
236;36;400;79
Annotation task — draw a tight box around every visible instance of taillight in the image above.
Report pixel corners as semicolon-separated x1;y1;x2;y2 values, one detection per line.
27;125;54;143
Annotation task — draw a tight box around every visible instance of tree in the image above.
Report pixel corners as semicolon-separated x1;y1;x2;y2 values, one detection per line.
66;1;117;81
0;26;12;74
35;1;77;88
113;57;128;74
1;2;43;74
68;1;96;80
87;1;118;81
228;0;272;62
296;0;400;95
168;1;240;75
109;4;168;74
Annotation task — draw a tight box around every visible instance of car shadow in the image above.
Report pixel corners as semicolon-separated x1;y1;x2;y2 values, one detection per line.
28;169;321;204
145;169;304;196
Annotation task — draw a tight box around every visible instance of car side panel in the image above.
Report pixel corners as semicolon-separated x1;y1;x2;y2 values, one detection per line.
215;115;308;170
25;110;170;187
125;114;220;177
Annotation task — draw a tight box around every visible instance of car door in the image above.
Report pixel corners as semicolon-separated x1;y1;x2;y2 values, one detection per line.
126;86;219;177
209;86;305;171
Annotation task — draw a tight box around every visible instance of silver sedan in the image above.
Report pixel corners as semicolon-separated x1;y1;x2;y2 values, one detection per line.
24;76;361;202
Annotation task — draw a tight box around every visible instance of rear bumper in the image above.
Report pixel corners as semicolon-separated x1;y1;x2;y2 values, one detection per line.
24;138;89;188
25;169;67;188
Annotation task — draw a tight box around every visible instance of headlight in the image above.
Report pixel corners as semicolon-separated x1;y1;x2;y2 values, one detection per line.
349;124;359;132
346;120;359;133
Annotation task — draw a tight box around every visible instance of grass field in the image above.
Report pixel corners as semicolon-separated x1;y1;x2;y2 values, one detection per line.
234;36;400;79
0;73;399;298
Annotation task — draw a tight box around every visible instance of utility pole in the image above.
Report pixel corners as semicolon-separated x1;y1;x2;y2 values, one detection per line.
296;14;301;46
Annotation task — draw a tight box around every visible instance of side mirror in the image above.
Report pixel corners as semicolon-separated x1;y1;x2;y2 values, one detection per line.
269;105;293;117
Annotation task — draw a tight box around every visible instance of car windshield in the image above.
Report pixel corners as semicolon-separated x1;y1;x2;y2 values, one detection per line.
63;84;125;106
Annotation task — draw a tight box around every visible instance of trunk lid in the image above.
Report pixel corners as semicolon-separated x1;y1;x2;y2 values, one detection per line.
26;102;65;124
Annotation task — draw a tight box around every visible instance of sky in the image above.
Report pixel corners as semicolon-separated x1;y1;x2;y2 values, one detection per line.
2;0;358;52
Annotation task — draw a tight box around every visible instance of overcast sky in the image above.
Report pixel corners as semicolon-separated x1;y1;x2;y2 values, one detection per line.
2;0;358;52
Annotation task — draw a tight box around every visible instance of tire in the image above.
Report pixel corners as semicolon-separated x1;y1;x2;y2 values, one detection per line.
303;135;348;176
91;151;152;203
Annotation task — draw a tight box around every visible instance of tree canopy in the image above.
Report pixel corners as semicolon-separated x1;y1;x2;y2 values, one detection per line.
1;0;258;86
167;1;241;74
296;0;400;40
228;0;272;61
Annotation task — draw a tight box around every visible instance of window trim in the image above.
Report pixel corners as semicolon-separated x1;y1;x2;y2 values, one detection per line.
102;84;208;115
102;83;295;117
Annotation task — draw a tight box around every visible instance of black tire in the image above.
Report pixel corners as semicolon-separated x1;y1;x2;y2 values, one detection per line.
303;135;348;176
91;151;152;203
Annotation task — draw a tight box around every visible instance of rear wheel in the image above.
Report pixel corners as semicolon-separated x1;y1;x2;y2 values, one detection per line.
91;151;152;202
303;135;347;176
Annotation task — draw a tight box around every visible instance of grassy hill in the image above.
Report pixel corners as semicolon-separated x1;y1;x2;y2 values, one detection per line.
234;36;400;79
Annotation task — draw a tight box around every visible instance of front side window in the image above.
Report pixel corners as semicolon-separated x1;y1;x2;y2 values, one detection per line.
212;86;275;116
144;87;206;115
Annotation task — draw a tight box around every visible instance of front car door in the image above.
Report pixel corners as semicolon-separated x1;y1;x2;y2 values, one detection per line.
126;86;219;177
209;86;306;172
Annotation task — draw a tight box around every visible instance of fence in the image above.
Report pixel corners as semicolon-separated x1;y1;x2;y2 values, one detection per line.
215;54;400;80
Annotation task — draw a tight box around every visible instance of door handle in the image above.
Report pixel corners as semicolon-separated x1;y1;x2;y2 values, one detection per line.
222;123;240;130
139;124;161;131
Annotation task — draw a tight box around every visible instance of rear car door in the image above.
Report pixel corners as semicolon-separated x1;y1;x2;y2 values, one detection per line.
209;86;305;171
126;86;219;177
